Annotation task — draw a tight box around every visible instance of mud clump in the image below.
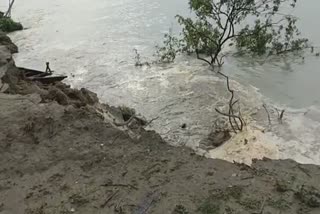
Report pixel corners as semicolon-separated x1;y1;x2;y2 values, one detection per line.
172;205;189;214
199;130;231;150
42;83;99;107
1;66;99;107
296;185;320;208
0;31;18;53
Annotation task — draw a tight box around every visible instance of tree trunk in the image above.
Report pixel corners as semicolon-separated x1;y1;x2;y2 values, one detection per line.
5;0;15;18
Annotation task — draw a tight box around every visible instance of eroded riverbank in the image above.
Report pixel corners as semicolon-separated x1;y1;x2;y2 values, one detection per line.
1;32;320;213
8;0;320;165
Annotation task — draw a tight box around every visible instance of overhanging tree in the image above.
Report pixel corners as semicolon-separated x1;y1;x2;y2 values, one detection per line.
156;0;309;133
5;0;16;18
0;0;23;32
159;0;308;67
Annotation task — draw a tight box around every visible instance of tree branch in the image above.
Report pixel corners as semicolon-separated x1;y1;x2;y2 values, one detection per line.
5;0;15;18
215;70;245;132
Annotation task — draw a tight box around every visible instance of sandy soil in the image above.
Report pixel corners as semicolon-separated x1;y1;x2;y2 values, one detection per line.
1;32;320;214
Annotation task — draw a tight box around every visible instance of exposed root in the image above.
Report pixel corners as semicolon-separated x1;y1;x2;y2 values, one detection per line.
215;70;245;133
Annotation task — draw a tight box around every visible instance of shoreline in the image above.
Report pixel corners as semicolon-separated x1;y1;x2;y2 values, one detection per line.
1;32;320;213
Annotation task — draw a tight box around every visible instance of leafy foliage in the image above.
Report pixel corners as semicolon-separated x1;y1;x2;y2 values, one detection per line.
155;29;183;63
133;48;143;66
0;17;23;33
157;0;308;67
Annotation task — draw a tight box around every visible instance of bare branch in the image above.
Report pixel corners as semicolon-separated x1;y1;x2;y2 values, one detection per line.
5;0;15;18
262;104;272;127
215;70;245;133
275;108;285;124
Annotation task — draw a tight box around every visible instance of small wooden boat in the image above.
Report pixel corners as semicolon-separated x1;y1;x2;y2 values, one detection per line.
27;75;68;84
17;67;52;77
17;66;67;84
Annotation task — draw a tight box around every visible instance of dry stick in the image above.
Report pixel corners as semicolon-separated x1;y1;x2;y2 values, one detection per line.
279;109;285;121
100;190;119;208
111;133;122;144
253;197;267;214
297;164;312;178
275;108;285;123
145;116;160;126
101;183;138;190
262;104;272;127
134;192;159;214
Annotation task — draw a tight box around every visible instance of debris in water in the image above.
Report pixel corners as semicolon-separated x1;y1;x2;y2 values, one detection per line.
199;130;231;150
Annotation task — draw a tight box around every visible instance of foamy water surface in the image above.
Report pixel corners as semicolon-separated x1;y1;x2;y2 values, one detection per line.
4;0;320;165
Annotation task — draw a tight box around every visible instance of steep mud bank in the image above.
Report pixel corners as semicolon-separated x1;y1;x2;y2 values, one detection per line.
1;35;320;214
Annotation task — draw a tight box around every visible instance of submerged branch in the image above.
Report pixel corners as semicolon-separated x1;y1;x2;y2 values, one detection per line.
263;104;272;127
215;70;245;133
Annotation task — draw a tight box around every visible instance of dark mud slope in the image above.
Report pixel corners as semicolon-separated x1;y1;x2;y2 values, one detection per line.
1;35;320;214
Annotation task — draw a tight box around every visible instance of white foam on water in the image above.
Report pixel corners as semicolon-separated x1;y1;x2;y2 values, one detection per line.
9;0;320;166
270;106;320;165
206;126;280;165
69;67;89;86
195;78;320;165
200;104;320;165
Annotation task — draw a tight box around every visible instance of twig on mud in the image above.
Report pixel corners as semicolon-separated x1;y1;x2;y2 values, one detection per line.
240;175;254;180
101;183;138;190
101;190;119;208
111;133;122;144
262;104;272;127
297;164;312;178
142;163;161;176
145;116;160;127
253;197;266;214
134;191;160;214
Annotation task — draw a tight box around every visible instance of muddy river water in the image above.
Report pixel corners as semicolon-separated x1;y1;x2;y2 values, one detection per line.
4;0;320;164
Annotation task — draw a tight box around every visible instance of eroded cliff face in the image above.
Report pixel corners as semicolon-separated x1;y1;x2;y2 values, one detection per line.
1;34;320;214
